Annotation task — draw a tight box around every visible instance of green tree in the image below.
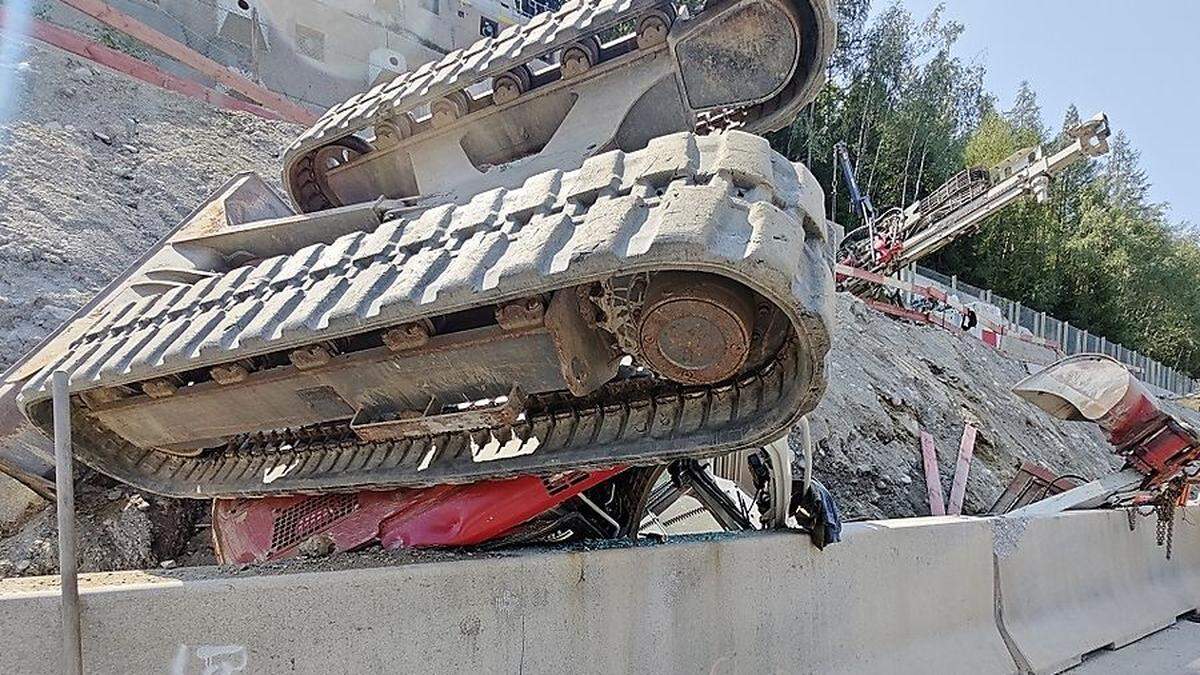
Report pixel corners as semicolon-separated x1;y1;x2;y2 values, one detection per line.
766;0;1199;378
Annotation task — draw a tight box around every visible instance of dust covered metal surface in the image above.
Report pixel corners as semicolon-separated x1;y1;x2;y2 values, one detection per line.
21;131;835;497
282;0;836;211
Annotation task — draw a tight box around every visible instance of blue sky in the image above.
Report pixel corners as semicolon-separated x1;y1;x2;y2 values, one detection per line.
890;0;1198;226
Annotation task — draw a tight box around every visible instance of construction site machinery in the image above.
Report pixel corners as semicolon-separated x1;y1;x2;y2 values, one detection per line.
211;434;827;563
832;141;877;260
1009;353;1200;517
282;0;836;213
838;113;1111;294
6;0;839;500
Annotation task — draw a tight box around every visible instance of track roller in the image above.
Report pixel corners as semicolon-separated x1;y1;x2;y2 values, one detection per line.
561;38;600;79
636;10;673;49
491;66;533;105
431;91;470;129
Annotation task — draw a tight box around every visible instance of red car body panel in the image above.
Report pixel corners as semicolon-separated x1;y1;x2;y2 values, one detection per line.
213;467;624;564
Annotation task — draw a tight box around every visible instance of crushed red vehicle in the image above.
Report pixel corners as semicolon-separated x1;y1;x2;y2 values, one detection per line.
214;468;625;564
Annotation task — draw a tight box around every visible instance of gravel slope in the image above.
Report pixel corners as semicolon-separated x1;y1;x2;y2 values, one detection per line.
0;40;299;370
805;295;1121;520
0;39;297;576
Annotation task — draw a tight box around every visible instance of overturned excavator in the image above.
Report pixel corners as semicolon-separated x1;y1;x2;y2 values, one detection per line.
6;0;839;552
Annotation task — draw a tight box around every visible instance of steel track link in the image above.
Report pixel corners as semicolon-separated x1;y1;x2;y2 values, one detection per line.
64;341;802;497
285;0;671;211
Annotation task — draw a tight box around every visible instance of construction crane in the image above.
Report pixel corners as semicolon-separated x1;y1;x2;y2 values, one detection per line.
838;113;1111;294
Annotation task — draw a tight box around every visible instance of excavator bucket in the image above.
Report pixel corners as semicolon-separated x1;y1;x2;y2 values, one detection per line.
1013;353;1163;440
1014;354;1200;488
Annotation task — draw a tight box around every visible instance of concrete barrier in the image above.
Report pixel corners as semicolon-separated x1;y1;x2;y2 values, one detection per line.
994;508;1200;674
0;517;1015;674
5;508;1197;674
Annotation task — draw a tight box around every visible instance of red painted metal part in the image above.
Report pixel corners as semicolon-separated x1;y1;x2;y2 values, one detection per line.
989;461;1083;514
946;425;976;516
865;299;930;325
213;467;624;564
1013;354;1200;489
919;430;946;516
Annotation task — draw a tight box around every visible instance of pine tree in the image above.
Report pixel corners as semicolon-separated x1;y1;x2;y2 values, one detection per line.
1100;131;1163;219
1006;81;1045;143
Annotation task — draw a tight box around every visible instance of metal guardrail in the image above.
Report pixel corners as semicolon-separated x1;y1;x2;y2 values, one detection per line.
912;265;1199;396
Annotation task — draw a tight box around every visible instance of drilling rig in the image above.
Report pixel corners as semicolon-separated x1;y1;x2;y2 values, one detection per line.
837;113;1111;294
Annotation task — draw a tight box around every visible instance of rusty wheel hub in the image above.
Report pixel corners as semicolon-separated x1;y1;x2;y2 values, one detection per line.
637;273;755;385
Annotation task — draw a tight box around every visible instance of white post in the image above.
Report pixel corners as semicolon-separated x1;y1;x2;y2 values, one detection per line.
53;371;83;675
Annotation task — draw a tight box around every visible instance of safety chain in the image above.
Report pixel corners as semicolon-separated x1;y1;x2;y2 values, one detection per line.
1154;482;1183;560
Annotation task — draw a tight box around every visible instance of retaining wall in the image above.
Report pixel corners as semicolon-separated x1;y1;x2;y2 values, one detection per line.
0;509;1196;674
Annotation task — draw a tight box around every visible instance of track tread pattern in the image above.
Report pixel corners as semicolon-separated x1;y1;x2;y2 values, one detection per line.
26;131;820;398
23;131;835;498
283;0;662;206
281;0;836;211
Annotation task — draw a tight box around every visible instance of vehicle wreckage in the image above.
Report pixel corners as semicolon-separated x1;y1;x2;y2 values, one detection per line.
4;0;849;561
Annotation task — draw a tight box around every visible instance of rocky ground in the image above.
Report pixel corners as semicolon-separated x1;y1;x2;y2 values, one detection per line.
806;295;1118;520
0;39;299;371
0;40;1189;577
0;39;298;576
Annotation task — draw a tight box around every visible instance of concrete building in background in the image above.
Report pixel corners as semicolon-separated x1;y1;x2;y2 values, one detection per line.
48;0;560;110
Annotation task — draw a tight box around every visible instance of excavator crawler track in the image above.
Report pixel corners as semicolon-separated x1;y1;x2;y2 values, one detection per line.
283;0;835;212
21;131;834;497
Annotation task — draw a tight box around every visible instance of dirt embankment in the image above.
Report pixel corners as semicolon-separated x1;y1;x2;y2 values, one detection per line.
0;39;298;575
0;41;299;371
805;296;1121;521
0;39;1176;577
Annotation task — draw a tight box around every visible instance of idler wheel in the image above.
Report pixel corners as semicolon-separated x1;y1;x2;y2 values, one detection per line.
637;273;756;385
